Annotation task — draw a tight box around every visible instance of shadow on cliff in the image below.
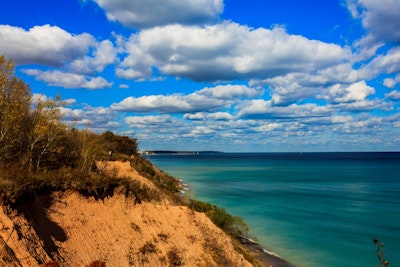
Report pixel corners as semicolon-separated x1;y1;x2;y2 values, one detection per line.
15;193;67;260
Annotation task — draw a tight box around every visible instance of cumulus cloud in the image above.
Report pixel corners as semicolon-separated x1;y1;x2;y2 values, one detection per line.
196;84;263;99
323;81;375;104
183;126;216;137
125;115;174;126
117;22;351;81
68;40;117;74
255;73;326;106
0;24;94;66
111;84;257;113
253;122;281;132
385;90;400;101
250;47;400;107
251;65;367;106
183;113;206;121
356;47;400;79
111;93;225;113
91;0;224;29
337;115;383;134
238;100;332;119
207;112;234;121
60;105;120;130
22;69;112;89
333;99;385;112
183;112;234;121
384;75;400;88
116;34;155;80
346;0;400;43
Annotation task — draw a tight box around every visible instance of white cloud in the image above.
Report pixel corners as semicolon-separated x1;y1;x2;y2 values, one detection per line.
111;84;257;113
207;112;234;121
0;24;94;66
197;84;263;99
111;93;225;113
253;122;281;132
356;47;400;79
251;65;365;106
117;22;351;81
323;81;375;103
22;69;112;89
58;104;120;130
125;115;174;126
92;0;224;29
183;113;206;121
183;111;234;121
385;90;400;101
183;126;215;137
254;47;400;107
116;34;155;79
333;99;383;112
384;75;400;88
336;115;383;134
238;100;332;119
346;0;400;43
68;40;117;74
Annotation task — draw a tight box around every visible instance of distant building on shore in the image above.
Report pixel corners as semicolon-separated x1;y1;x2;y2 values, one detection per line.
138;150;150;155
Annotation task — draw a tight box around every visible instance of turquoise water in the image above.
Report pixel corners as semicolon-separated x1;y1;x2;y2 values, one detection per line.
148;152;400;267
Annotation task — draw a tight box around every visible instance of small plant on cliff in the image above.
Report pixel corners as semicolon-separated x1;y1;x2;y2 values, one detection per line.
139;241;157;254
130;156;181;195
188;199;249;237
167;247;183;266
373;238;390;267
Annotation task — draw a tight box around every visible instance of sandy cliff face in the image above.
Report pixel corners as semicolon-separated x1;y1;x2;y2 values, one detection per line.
0;161;253;267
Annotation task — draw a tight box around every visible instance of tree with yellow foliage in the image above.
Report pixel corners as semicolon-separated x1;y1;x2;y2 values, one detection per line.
0;55;31;163
28;95;68;169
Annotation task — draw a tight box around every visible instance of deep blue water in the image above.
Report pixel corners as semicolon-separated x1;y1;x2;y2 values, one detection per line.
148;152;400;267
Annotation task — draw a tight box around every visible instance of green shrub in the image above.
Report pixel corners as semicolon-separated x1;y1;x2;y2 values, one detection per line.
130;156;181;195
188;199;249;237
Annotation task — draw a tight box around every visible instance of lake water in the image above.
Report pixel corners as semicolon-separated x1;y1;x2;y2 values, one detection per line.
148;152;400;267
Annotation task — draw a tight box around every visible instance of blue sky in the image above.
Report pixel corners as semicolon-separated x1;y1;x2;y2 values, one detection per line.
1;0;400;152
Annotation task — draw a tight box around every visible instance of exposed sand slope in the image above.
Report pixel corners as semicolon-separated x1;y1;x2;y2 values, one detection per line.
0;161;253;267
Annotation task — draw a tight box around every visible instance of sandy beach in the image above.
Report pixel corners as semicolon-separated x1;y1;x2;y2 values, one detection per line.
239;236;296;267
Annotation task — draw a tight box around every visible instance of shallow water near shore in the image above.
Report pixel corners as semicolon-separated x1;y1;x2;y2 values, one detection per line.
148;152;400;267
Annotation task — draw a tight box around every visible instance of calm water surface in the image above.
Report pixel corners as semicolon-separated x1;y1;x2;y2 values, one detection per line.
148;152;400;267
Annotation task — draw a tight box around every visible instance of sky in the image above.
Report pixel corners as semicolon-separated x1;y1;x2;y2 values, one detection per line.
1;0;400;152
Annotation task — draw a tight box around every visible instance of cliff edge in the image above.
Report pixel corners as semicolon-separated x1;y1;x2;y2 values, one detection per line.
0;161;259;267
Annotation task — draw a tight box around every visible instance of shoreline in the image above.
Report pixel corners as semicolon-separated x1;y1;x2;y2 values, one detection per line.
176;179;296;267
239;236;296;267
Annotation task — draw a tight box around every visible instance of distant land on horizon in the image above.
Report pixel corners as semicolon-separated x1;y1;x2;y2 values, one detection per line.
140;150;400;156
140;150;224;155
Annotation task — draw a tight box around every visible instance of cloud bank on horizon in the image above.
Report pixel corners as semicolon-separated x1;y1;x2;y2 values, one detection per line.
0;0;399;152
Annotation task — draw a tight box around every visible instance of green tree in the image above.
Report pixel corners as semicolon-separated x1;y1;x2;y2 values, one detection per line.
101;131;138;156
